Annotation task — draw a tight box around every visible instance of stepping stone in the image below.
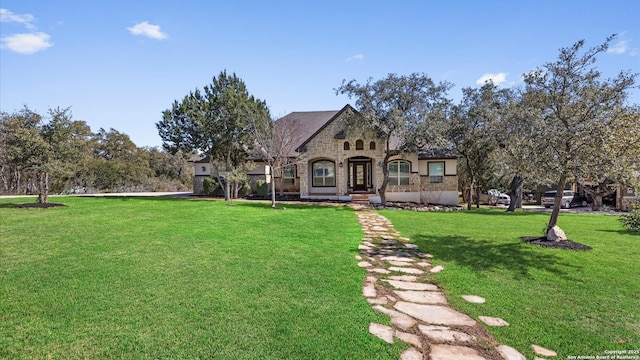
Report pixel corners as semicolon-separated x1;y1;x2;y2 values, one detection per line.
381;256;414;262
478;316;509;326
357;261;372;268
387;260;413;267
358;244;372;250
372;305;416;330
383;280;438;291
386;295;397;303
395;330;421;348
394;290;448;304
394;302;476;326
371;226;388;232
371;268;391;274
398;237;411;241
362;284;377;298
404;243;419;250
415;261;432;267
430;265;445;273
381;239;397;245
418;325;476;343
462;295;486;303
366;297;387;305
419;253;434;258
429;344;487;360
389;266;424;274
496;345;526;360
532;344;557;357
388;275;418;282
368;322;393;344
355;255;362;260
399;347;422;360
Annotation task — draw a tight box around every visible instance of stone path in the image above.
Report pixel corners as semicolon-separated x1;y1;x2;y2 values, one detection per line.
353;208;556;360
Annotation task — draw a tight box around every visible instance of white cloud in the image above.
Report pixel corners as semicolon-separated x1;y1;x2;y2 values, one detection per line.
607;39;629;54
0;8;36;30
476;72;507;85
346;53;364;62
1;32;52;54
127;21;168;40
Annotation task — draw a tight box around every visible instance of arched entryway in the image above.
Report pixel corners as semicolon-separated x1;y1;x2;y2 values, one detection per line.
348;156;374;193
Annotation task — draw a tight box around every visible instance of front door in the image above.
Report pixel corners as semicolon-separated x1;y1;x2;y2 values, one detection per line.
353;163;367;191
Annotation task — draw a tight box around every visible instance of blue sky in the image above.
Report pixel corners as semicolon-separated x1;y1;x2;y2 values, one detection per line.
1;1;639;148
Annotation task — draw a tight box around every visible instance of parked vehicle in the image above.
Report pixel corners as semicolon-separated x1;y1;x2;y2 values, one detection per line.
497;193;511;205
541;190;589;208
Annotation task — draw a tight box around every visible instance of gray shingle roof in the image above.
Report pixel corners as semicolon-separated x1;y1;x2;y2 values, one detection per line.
275;104;353;155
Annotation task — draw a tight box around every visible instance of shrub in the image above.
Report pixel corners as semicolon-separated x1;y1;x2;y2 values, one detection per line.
238;180;252;197
620;202;640;233
203;177;220;196
256;180;268;197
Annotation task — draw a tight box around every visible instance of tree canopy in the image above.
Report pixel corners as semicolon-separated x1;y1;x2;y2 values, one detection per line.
157;70;270;201
520;35;638;233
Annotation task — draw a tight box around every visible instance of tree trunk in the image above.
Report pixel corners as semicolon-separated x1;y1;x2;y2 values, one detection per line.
546;175;567;232
506;175;523;212
467;179;474;210
463;154;474;211
271;172;276;208
225;174;231;203
378;145;392;206
38;171;49;204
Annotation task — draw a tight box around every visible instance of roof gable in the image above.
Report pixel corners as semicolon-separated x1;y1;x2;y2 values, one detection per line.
293;104;354;152
272;104;354;154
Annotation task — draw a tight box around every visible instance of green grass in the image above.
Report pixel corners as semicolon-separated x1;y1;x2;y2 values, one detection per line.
0;197;406;359
380;208;640;358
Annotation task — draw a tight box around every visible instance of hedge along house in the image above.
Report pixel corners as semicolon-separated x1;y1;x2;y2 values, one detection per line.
192;104;459;206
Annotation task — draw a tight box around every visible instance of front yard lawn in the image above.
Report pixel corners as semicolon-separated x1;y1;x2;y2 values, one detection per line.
380;208;640;359
0;197;405;359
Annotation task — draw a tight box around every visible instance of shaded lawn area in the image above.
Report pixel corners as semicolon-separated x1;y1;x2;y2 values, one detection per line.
380;208;640;359
0;197;406;359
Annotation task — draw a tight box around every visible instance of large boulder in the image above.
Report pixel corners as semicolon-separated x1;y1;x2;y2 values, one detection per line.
546;225;567;241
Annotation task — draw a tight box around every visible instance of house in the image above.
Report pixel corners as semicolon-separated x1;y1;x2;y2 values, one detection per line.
191;104;459;206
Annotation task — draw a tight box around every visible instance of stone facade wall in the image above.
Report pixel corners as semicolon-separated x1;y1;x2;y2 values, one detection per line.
298;111;384;197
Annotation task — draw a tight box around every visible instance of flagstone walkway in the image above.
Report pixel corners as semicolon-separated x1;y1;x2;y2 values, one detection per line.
352;207;556;360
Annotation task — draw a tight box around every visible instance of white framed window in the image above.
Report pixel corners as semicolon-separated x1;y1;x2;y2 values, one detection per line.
429;162;444;183
283;164;296;186
312;160;335;187
388;160;410;186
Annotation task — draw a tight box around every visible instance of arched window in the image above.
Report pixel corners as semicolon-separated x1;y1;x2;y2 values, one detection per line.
388;160;410;186
343;141;350;150
355;139;364;150
369;141;376;150
312;160;336;187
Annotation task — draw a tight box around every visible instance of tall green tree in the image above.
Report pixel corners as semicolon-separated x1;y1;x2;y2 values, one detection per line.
446;82;509;210
522;35;638;236
157;71;269;201
336;73;452;205
0;107;91;203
